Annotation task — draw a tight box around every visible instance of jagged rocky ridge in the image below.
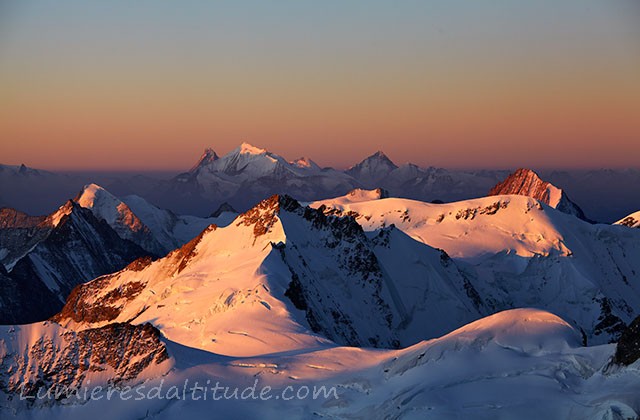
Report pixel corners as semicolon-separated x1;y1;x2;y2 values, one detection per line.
0;182;239;324
0;201;148;324
72;183;235;256
1;194;640;417
5;147;640;223
51;194;484;354
0;321;170;402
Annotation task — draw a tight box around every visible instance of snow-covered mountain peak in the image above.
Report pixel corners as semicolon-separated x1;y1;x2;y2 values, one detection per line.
0;163;50;177
489;168;587;220
351;151;398;170
444;307;581;351
346;151;399;185
489;168;559;203
75;183;122;212
371;150;392;161
234;195;301;241
72;183;151;245
190;142;295;181
238;142;267;155
72;183;228;257
311;193;573;259
69;183;235;257
50;192;484;354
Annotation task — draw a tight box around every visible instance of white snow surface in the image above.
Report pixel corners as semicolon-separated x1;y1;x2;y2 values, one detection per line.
2;309;639;419
311;193;640;345
55;196;483;354
74;183;234;255
3;194;640;418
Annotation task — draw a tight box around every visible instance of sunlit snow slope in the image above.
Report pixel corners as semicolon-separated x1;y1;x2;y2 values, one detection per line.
312;192;640;344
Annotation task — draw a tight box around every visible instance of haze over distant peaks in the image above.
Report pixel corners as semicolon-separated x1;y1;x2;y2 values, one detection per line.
3;144;640;223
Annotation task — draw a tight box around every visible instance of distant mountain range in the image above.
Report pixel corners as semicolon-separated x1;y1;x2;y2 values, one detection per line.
2;144;640;222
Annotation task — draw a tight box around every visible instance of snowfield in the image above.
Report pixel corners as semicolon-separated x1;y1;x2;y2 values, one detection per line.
2;309;639;419
2;191;640;419
312;192;640;345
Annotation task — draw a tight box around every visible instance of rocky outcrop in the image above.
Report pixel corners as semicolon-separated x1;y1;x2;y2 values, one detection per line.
237;195;283;238
613;315;640;366
615;211;640;229
0;322;169;399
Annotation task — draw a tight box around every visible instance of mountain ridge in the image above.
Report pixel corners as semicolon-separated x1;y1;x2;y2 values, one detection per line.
3;147;639;222
489;168;588;220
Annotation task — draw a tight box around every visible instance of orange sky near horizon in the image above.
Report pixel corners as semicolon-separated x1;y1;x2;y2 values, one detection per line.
1;1;639;171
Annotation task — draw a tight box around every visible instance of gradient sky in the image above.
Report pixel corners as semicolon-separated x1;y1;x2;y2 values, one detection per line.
1;1;639;171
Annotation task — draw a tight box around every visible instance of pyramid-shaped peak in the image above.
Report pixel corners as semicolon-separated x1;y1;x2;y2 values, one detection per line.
346;151;398;182
489;168;587;220
360;150;397;168
371;150;391;160
512;168;543;181
489;168;551;198
73;183;117;209
190;147;220;172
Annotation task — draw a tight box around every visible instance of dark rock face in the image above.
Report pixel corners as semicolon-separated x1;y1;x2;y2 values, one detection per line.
0;203;149;324
271;199;399;348
237;195;283;238
613;315;640;366
0;322;169;399
0;208;51;267
50;256;154;326
594;297;628;342
53;278;147;325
